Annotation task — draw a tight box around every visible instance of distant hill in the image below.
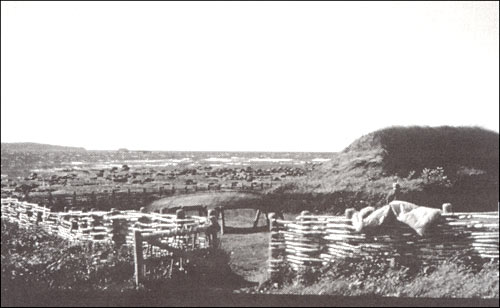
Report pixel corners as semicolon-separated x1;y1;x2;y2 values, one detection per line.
273;126;499;212
1;142;86;152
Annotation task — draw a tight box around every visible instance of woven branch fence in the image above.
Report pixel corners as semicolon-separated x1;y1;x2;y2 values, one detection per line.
268;204;499;281
1;198;219;286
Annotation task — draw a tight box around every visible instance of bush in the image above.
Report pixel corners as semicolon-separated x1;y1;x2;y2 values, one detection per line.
420;167;452;188
1;220;234;294
270;257;499;298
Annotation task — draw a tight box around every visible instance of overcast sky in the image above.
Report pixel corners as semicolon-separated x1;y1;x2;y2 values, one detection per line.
1;1;498;152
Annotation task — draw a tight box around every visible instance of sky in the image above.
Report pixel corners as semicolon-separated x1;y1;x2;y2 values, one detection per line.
1;1;499;152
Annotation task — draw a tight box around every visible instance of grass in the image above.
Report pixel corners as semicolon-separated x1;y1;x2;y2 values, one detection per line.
265;126;499;213
0;219;245;295
268;260;499;298
1;220;136;293
222;232;269;284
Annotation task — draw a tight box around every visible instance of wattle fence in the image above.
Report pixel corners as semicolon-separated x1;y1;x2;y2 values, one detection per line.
268;204;499;281
1;198;219;286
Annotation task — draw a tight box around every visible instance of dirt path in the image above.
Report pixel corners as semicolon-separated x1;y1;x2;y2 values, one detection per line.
221;232;270;284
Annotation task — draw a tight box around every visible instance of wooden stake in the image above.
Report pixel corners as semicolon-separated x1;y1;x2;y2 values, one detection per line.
133;230;144;287
345;208;355;219
442;203;453;214
219;206;226;235
268;213;278;282
253;209;262;228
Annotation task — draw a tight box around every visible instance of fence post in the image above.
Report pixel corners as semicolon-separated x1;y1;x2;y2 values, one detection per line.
218;206;226;235
268;213;278;283
176;208;185;219
253;209;262;228
442;203;453;214
134;230;144;287
207;209;218;248
345;208;355;219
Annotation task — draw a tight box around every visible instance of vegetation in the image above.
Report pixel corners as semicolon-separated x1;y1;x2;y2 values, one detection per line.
265;257;499;298
269;126;499;213
1;221;135;293
1;220;242;296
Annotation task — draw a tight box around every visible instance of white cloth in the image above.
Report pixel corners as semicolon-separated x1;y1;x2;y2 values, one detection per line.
352;201;441;236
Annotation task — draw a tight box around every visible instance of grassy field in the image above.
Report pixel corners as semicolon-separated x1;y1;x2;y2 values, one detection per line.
268;261;499;298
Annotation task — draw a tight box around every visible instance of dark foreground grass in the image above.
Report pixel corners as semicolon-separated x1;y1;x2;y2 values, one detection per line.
0;220;248;296
267;260;499;298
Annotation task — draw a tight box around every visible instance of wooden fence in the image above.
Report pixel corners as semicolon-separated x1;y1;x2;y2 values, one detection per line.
1;198;219;287
268;204;499;281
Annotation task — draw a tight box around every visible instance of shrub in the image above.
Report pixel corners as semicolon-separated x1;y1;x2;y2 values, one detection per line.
420;167;452;188
270;256;499;298
1;220;234;294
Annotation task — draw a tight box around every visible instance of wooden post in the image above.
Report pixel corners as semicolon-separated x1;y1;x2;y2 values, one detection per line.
442;203;453;214
207;209;218;248
219;206;226;235
300;210;310;218
133;230;144;287
176;209;185;219
253;209;262;228
345;208;355;219
268;213;278;282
